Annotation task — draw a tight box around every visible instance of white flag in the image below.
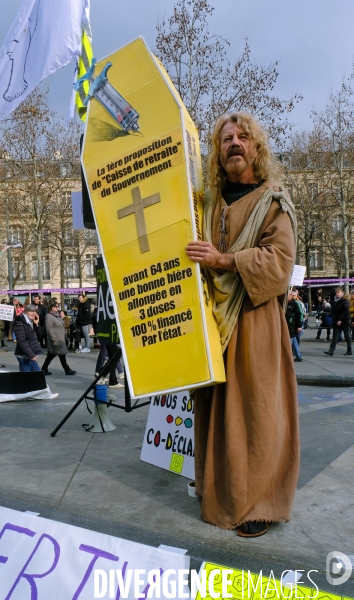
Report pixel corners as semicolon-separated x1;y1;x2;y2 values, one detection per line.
0;0;88;121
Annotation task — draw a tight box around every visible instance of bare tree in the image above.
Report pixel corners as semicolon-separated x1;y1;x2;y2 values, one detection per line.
285;81;354;293
46;192;97;305
0;88;82;290
0;189;32;289
310;81;354;289
284;130;331;308
156;0;302;148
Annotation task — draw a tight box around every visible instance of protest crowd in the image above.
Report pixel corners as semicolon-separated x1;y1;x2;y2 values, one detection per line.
285;286;354;361
0;293;125;391
2;286;353;374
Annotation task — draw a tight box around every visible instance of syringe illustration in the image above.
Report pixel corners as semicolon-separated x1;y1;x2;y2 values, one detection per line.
75;59;140;133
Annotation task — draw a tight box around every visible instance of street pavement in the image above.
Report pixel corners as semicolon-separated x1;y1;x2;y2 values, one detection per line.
0;321;354;596
295;320;354;386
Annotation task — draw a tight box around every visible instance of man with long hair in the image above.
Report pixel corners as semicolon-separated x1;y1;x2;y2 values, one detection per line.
186;112;299;537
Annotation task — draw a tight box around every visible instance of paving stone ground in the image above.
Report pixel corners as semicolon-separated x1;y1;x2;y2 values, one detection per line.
1;322;354;596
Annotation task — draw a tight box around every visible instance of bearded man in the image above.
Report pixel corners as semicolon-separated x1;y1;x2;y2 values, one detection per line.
186;112;299;537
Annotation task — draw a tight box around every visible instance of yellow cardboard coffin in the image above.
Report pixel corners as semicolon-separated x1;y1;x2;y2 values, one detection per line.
82;37;225;398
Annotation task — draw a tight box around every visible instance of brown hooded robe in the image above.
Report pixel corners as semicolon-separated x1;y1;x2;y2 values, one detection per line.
194;182;300;529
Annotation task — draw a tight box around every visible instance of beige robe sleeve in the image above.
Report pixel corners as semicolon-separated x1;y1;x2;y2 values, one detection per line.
234;201;295;307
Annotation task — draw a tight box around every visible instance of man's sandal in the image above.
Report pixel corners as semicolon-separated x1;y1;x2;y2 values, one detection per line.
237;522;270;538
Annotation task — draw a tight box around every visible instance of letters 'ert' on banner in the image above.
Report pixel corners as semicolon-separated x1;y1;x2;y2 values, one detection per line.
82;37;225;398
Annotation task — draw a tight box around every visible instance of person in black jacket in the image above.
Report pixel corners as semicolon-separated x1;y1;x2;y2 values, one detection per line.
324;287;352;356
285;290;304;361
76;294;92;353
41;301;76;376
33;294;47;348
13;304;43;371
316;299;332;341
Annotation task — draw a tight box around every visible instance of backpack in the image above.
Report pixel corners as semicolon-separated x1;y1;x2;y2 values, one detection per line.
324;314;333;327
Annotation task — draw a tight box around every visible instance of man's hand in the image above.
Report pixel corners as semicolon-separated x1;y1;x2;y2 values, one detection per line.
297;327;303;333
186;241;236;271
33;313;39;325
337;320;342;326
31;356;37;361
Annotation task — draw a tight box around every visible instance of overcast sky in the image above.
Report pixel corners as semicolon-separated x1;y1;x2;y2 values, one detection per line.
1;0;354;133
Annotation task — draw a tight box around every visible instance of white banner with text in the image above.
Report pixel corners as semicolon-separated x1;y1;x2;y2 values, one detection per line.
0;506;190;599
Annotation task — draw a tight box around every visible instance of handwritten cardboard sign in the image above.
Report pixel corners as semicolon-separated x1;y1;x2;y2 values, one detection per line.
141;392;195;480
0;304;14;322
290;265;307;287
0;505;189;599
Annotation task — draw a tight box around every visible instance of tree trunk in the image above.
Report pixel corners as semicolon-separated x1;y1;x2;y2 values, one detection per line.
342;209;350;292
36;232;43;290
79;258;83;288
33;159;43;290
339;156;350;292
60;250;65;309
305;245;312;312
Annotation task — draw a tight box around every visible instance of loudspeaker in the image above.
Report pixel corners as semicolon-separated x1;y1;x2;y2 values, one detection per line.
80;134;96;230
90;402;116;432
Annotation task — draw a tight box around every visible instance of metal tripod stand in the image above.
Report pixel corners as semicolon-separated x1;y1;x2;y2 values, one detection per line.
50;348;150;437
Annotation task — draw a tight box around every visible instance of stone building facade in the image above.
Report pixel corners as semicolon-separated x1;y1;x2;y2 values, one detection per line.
280;152;354;282
0;159;98;301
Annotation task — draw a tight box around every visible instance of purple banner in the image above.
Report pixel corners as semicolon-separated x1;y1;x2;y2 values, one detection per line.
303;278;354;284
0;287;97;296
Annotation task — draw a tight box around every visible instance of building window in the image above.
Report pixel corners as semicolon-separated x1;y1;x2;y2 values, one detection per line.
85;254;96;278
32;257;51;280
309;248;324;270
42;228;50;248
64;229;76;247
60;162;72;178
310;218;323;242
62;191;72;209
332;217;343;234
12;258;26;280
308;182;318;199
32;258;38;279
278;153;291;168
333;186;341;200
43;256;50;280
9;227;23;245
66;255;79;278
85;229;98;246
